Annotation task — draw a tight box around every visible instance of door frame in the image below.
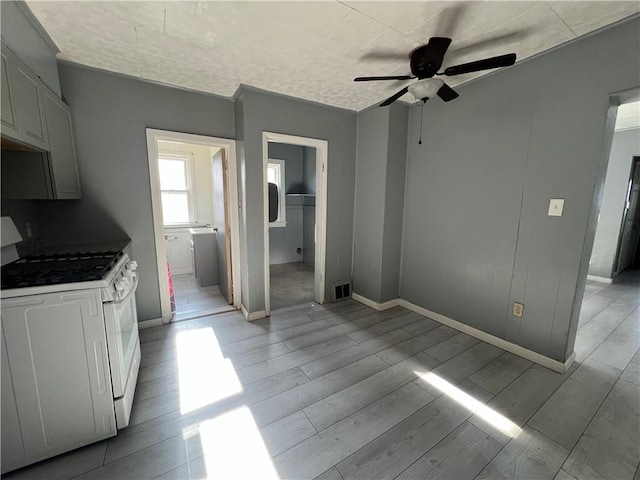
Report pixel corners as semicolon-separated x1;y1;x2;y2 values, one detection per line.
615;156;640;274
262;132;328;316
146;129;241;323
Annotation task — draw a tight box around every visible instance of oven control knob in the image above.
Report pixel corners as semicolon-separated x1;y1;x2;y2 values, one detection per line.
115;278;128;292
126;261;138;271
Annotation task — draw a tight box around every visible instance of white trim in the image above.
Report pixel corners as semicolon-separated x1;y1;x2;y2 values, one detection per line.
262;132;329;318
267;158;287;227
352;293;401;311
351;293;575;374
586;275;614;284
137;318;163;329
146;129;241;324
241;304;266;321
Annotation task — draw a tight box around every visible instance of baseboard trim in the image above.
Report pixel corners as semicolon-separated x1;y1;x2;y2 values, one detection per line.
587;275;614;284
398;299;574;373
138;318;163;329
352;293;401;311
241;304;267;321
353;292;574;373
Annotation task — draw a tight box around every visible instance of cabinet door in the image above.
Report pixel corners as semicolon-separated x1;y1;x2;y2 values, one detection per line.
1;290;116;472
165;229;194;275
8;57;49;150
1;326;26;473
0;47;19;137
42;91;82;199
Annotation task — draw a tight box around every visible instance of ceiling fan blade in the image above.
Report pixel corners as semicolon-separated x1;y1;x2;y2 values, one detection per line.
354;75;415;82
360;50;409;61
443;53;516;76
436;83;459;102
380;86;409;107
410;37;452;78
435;3;467;37
449;29;531;56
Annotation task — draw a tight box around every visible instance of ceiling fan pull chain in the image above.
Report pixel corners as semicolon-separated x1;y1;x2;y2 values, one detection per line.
418;101;424;145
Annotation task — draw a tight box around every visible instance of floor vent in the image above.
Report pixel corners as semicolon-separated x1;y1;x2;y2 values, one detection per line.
332;279;352;302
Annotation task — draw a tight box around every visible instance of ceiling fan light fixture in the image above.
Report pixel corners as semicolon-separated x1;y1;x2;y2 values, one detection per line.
408;78;444;101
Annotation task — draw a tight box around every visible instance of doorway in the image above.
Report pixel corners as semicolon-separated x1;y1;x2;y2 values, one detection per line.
146;129;241;324
588;99;640;283
262;132;328;316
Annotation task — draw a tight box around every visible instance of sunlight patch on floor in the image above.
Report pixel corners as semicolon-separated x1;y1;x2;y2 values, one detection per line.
186;406;280;480
415;371;521;438
177;328;243;414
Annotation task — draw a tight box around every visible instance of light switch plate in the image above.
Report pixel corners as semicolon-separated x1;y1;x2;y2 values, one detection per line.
548;198;564;217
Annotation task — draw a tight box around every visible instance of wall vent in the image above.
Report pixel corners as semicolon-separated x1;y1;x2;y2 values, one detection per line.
331;279;352;302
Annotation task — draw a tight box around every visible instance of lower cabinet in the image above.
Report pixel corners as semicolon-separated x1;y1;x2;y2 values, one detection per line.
164;228;194;275
0;290;116;474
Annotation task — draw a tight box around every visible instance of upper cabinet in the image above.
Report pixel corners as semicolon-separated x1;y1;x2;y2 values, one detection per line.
41;90;81;199
1;49;19;138
1;43;81;199
1;44;48;150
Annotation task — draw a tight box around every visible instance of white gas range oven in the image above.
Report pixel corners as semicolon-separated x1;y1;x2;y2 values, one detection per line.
0;226;141;474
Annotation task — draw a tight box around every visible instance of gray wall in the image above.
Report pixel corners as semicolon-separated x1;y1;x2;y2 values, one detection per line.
302;146;316;266
353;107;389;301
400;17;640;362
0;1;60;96
235;88;356;313
211;149;229;302
35;64;235;321
381;103;408;302
352;103;408;303
303;146;316;194
589;128;640;278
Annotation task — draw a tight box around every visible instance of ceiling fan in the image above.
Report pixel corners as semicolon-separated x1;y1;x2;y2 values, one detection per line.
355;37;517;107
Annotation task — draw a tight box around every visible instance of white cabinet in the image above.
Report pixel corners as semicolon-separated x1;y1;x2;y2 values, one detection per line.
165;228;194;275
1;48;19;138
1;44;48;150
42;90;82;198
0;290;117;474
0;42;81;200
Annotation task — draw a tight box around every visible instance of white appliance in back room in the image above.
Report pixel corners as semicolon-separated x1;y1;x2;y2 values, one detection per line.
0;217;141;474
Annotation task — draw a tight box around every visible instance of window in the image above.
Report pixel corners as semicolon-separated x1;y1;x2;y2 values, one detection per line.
267;159;286;227
159;153;196;225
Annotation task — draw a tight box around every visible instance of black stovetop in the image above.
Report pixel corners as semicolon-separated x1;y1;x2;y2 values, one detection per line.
1;251;123;289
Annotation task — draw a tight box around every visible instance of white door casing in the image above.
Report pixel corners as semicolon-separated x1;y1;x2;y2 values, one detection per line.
146;129;241;323
262;132;328;317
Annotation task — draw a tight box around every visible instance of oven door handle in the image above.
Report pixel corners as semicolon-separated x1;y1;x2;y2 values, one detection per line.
111;274;138;305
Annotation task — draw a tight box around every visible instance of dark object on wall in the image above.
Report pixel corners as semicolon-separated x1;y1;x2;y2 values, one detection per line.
268;182;279;222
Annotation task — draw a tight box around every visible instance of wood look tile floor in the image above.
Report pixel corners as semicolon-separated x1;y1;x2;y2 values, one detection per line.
172;274;234;322
5;271;639;480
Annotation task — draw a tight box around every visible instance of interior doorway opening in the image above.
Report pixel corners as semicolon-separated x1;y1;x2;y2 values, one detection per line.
588;99;640;284
262;132;328;316
146;129;241;324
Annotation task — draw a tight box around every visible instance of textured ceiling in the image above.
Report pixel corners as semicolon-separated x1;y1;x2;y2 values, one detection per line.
25;1;640;111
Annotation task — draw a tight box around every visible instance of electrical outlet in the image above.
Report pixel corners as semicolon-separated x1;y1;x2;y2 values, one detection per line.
512;302;524;318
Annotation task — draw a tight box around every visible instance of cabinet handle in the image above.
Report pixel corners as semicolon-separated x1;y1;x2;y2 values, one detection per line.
165;236;178;240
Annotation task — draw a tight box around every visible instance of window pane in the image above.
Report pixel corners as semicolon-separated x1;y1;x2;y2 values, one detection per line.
162;192;190;224
267;165;278;185
159;159;187;190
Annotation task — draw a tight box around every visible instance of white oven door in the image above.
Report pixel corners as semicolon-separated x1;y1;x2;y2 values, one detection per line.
104;274;139;399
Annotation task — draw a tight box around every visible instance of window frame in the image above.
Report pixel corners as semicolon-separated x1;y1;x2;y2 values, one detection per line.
158;152;198;226
267;158;287;228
